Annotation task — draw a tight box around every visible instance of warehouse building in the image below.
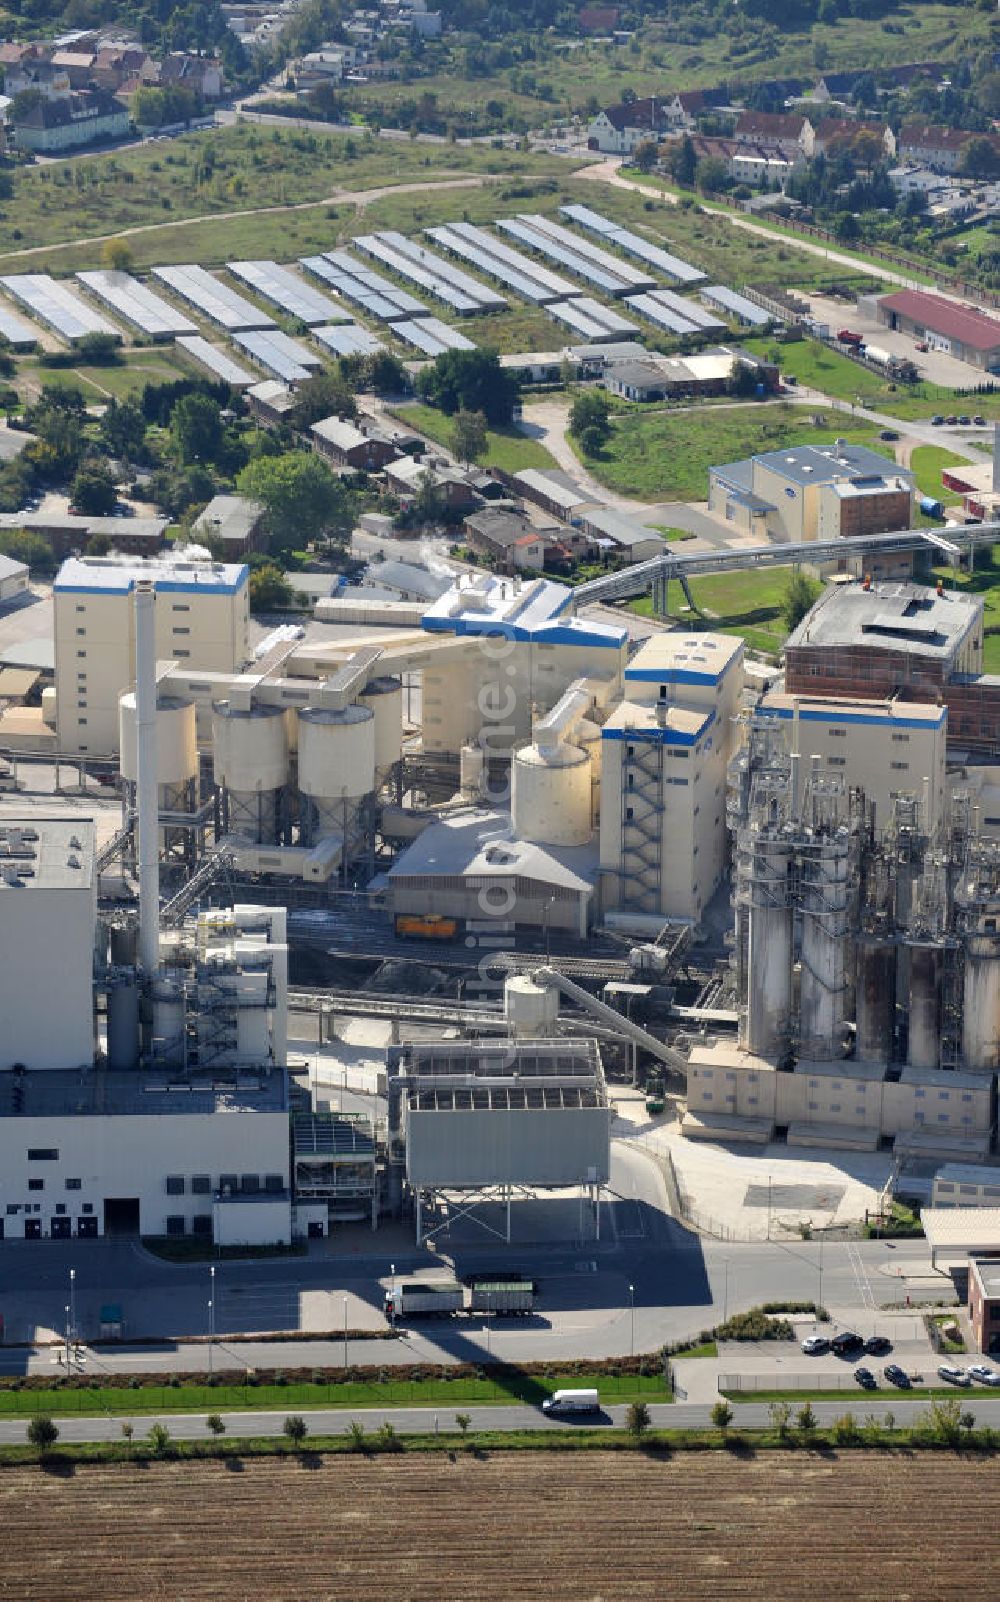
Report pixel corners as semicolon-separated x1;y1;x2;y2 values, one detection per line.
873;288;1000;371
708;441;915;544
192;495;268;558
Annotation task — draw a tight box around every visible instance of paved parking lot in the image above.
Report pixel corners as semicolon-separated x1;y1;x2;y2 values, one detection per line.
804;292;982;389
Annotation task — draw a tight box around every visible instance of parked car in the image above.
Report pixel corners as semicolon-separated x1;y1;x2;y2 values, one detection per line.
801;1335;829;1355
974;415;987;426
884;1364;910;1388
831;1331;865;1356
958;414;971;426
967;1364;1000;1385
915;341;929;351
945;415;958;425
854;1367;877;1389
937;1364;971;1386
879;429;899;441
865;1335;892;1356
930;414;944;425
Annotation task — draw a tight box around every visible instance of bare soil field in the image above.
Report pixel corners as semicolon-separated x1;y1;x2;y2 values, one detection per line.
0;1449;989;1601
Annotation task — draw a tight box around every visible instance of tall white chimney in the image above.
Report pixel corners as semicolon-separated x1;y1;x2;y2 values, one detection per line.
134;580;159;973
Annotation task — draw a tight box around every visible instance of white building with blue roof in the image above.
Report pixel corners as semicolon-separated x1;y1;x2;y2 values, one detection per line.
420;572;627;757
54;553;250;754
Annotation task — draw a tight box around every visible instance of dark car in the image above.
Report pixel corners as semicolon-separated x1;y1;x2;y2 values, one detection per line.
974;415;987;426
884;1364;910;1388
879;428;899;441
832;1330;864;1356
958;414;971;426
865;1335;892;1356
930;414;944;425
945;414;958;425
854;1367;877;1389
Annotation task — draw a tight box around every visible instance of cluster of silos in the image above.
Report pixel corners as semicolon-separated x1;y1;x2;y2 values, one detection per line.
119;691;199;862
297;704;376;867
212;701;290;844
356;676;403;788
511;741;594;847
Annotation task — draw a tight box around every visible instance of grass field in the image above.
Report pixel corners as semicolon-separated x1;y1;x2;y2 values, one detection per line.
18;346;194;403
741;335;1000;420
392;401;557;471
0;1370;670;1418
631;564;807;657
7;1450;1000;1601
576;403;887;501
909;444;968;505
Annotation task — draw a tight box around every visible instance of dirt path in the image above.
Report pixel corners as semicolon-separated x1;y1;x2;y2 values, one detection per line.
519;398;663;514
0;174;487;265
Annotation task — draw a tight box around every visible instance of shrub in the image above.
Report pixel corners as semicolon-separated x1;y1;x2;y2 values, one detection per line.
768;1401;792;1440
283;1415;308;1446
832;1412;860;1445
796;1402;817;1438
26;1416;59;1450
375;1421;401;1452
349;1420;366;1451
455;1413;471;1436
626;1401;651;1440
148;1423;171;1456
715;1310;793;1342
206;1413;226;1436
710;1401;733;1430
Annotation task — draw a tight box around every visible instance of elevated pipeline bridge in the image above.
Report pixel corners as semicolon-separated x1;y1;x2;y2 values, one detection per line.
568;523;1000;614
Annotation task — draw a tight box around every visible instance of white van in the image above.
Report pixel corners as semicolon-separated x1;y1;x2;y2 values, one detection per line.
541;1388;600;1414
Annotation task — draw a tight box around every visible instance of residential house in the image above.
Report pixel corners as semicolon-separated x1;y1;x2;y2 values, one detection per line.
689;133;801;187
12;90;129;153
385;453;477;509
91;45;147;93
4;57;72;99
663;90;709;132
811;118;896;160
587;97;669;154
245;380;296;425
898;123;988;174
464;508;548;571
157;52;224;99
889;164;949;195
49;49;98;90
810;70;863;104
192;494;268;557
410;10;441;36
733;111;815;156
577;6;620;32
311;415;399;472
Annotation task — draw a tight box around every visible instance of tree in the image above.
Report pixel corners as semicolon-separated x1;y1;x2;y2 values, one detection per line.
796;1401;817;1438
26;1416;59;1451
99;398;147;462
569;390;610;440
782;570;820;632
727;359;761;399
666;134;697;188
283;1414;308;1446
357;351;408;395
960;137;1000;180
578;424;607;457
452;408;488;466
768;1400;792;1440
71;462;118;516
101;237;134;273
238;451;354;554
454;1412;472;1436
625;1400;651;1440
288;370;357;431
248;563;294;611
75;332;122;366
0;529;57;577
172;392;224;466
835;211;860;241
148;1423;172;1456
120;1421;134;1449
206;1413;226;1436
633;138;659;173
416;348;519;424
695;156;730;194
710;1400;733;1430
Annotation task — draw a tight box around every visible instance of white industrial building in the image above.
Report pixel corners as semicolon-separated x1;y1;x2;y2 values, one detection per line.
53;552;251;754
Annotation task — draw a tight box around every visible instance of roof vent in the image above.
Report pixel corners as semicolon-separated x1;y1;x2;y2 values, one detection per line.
67;854;81;870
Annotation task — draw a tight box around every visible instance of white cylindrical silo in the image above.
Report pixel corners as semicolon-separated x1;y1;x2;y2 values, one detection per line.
120;694;198;786
357;676;403;777
504;973;560;1036
512;742;592;847
575;717;602;827
298;704;375;846
151;974;186;1068
964;917;1000;1071
212;701;289;843
460;743;485;799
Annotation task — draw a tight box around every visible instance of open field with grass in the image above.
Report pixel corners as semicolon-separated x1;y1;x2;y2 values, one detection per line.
631;564;807;657
18;346;196;403
392;401;557;471
909;445;968;505
0;1369;669;1417
0;127;570;267
740;335;1000;419
7;1449;1000;1601
577;404;888;501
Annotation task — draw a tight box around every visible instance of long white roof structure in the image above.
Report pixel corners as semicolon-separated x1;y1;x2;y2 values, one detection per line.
76;270;198;338
151;264;276;331
226;260;352;325
312;323;384;357
176;336;257;388
231;328;323;383
0;275;120;342
559;203;706;285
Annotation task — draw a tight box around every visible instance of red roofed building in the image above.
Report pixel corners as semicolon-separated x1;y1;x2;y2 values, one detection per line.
898;123;989;172
578;6;619;32
734;110;815;155
875;289;1000;372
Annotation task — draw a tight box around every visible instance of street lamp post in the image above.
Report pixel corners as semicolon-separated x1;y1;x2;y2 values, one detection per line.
64;1305;71;1371
628;1283;634;1359
69;1268;76;1344
389;1262;396;1328
209;1265;216;1378
723;1259;730;1325
343;1297;348;1370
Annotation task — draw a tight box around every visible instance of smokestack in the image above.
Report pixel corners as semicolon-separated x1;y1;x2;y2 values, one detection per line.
134;580;159;974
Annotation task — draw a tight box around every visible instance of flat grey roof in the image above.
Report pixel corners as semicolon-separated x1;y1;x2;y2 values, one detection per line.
193;494;264;544
785;580;983;659
0;1066;288;1117
755;442;904;486
0;815;93;890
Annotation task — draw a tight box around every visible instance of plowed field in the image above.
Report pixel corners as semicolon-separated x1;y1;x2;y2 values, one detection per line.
0;1450;989;1600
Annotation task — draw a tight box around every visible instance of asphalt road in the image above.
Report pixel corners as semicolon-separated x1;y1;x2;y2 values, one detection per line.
4;1394;999;1446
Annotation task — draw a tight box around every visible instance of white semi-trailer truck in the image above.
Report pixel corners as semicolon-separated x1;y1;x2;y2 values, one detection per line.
385;1280;536;1319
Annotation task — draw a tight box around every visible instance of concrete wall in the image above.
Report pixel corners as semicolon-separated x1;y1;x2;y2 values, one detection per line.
0;881;96;1070
404;1105;611;1187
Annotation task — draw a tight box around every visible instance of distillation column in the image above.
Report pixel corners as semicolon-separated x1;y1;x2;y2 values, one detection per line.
798;824;851;1059
742;822;794;1059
